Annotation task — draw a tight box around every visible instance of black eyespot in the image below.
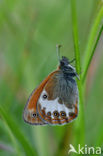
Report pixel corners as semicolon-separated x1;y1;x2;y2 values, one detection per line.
53;111;59;117
42;94;47;99
32;113;36;118
60;111;66;117
47;112;51;116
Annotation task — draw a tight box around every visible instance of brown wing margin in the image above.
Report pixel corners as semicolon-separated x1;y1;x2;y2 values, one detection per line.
37;99;78;125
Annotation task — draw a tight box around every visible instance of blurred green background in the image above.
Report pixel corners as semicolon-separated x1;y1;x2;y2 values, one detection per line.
0;0;103;156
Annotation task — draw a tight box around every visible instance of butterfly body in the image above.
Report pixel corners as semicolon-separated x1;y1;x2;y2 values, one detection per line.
23;56;79;125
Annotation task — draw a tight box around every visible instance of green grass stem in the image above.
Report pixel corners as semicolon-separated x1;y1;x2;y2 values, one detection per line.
70;0;85;148
0;106;37;156
82;7;103;83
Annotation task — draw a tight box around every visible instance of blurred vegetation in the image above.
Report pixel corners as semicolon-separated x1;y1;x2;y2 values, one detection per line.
0;0;103;156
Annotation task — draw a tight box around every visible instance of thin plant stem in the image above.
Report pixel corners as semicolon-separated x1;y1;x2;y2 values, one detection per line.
82;7;103;83
70;0;85;148
0;106;37;156
82;26;103;83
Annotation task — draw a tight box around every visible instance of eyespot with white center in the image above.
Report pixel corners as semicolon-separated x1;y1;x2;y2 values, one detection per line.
32;113;36;118
53;111;59;117
42;94;48;100
60;111;66;117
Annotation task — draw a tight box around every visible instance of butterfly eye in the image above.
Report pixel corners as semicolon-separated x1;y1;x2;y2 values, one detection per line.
61;61;65;66
68;66;73;71
42;94;47;100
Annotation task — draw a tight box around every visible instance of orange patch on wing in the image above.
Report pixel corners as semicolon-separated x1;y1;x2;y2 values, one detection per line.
27;70;59;111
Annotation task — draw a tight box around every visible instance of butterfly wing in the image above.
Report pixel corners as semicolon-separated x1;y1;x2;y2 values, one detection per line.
23;88;45;125
37;71;79;125
23;70;58;125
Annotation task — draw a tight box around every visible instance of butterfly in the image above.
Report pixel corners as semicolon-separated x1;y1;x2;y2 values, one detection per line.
23;47;79;125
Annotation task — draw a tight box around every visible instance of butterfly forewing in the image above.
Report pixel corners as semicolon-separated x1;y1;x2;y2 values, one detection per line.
23;88;46;125
23;70;59;125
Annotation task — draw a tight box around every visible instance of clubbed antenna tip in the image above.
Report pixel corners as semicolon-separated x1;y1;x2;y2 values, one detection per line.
56;44;62;62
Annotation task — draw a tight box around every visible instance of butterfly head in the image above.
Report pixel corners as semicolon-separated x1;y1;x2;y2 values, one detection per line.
60;56;70;66
59;56;79;79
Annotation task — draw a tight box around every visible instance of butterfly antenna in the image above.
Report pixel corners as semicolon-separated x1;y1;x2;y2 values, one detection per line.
56;44;62;62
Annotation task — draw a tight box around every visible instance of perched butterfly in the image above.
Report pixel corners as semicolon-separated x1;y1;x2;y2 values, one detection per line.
23;45;79;125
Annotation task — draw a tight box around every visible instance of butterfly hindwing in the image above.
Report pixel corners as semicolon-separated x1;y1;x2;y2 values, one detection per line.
37;71;79;125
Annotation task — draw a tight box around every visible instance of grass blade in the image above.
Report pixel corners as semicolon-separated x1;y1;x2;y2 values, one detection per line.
0;105;37;156
82;7;103;83
82;26;103;83
71;0;85;147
